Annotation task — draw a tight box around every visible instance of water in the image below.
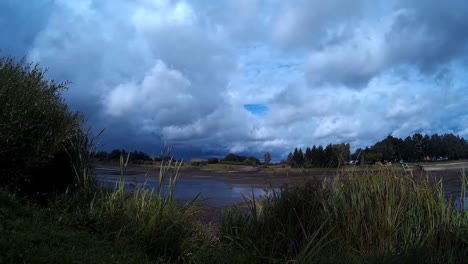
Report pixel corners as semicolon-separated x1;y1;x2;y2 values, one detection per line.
453;197;468;211
95;173;268;206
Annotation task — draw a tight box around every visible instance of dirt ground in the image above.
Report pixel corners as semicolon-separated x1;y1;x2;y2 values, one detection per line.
94;162;338;186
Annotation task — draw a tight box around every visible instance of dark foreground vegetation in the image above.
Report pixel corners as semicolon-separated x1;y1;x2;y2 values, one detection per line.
2;54;468;263
3;168;468;263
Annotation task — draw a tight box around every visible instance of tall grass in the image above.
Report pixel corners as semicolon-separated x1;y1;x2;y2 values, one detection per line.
221;168;468;263
54;153;206;262
65;128;105;190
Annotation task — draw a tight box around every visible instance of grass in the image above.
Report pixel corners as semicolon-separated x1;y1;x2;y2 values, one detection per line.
3;158;468;263
0;192;149;263
0;154;213;263
220;168;468;263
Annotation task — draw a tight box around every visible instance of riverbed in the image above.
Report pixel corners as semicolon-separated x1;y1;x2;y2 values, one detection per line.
95;167;270;206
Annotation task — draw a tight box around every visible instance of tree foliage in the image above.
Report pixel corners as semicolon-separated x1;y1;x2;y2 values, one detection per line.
0;55;82;195
287;144;350;168
352;133;468;163
221;153;261;165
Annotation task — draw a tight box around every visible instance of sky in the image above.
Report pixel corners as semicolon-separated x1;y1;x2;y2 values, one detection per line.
1;0;468;160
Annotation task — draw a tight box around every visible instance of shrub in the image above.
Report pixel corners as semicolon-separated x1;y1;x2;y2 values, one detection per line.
207;157;219;164
0;55;82;195
191;161;207;167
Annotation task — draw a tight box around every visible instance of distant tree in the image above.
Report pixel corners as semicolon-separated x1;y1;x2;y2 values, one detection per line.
305;147;312;163
324;144;335;167
413;134;424;161
264;152;271;166
297;149;304;166
372;136;397;161
317;146;325;167
365;152;383;163
109;149;123;160
222;153;260;165
96;151;109;161
207;157;219;164
351;148;362;162
287;152;294;166
247;156;261;165
291;148;304;167
224;153;241;162
130;150;150;161
310;145;319;167
331;143;351;166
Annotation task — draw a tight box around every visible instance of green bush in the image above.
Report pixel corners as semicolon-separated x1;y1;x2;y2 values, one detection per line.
207;157;219;164
0;55;82;195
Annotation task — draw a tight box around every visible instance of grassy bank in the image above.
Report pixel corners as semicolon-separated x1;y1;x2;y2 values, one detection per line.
0;184;211;263
220;168;468;263
0;155;213;263
0;191;148;263
2;168;468;263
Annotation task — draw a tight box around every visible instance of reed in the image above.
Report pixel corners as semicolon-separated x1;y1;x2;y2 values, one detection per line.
221;168;468;263
53;152;204;262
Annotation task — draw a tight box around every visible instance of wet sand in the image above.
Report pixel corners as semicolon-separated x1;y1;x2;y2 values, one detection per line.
94;162;468;197
94;163;338;187
93;162;468;224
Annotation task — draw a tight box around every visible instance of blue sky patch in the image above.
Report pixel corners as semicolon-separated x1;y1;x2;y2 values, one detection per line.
244;104;268;116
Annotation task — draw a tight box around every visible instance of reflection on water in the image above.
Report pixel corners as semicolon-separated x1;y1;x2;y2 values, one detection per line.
96;174;268;206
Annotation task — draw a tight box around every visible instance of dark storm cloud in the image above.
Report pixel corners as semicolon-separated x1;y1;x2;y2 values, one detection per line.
303;0;468;88
2;0;468;160
387;0;468;72
0;0;54;57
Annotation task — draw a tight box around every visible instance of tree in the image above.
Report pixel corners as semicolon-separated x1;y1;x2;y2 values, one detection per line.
0;55;83;195
291;148;304;167
207;157;219;164
366;152;383;163
304;147;312;163
264;152;271;166
224;153;241;162
317;146;325;167
324;144;335;167
298;148;305;166
287;152;294;166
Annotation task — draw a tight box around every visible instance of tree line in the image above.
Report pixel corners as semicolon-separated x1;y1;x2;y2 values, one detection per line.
96;133;468;167
286;144;351;168
220;153;261;166
95;149;176;164
353;133;468;163
285;133;468;168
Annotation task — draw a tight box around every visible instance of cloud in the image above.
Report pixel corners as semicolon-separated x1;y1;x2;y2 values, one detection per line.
307;27;387;87
0;0;53;57
302;0;468;88
104;61;192;122
22;0;238;153
2;0;468;160
271;0;371;49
